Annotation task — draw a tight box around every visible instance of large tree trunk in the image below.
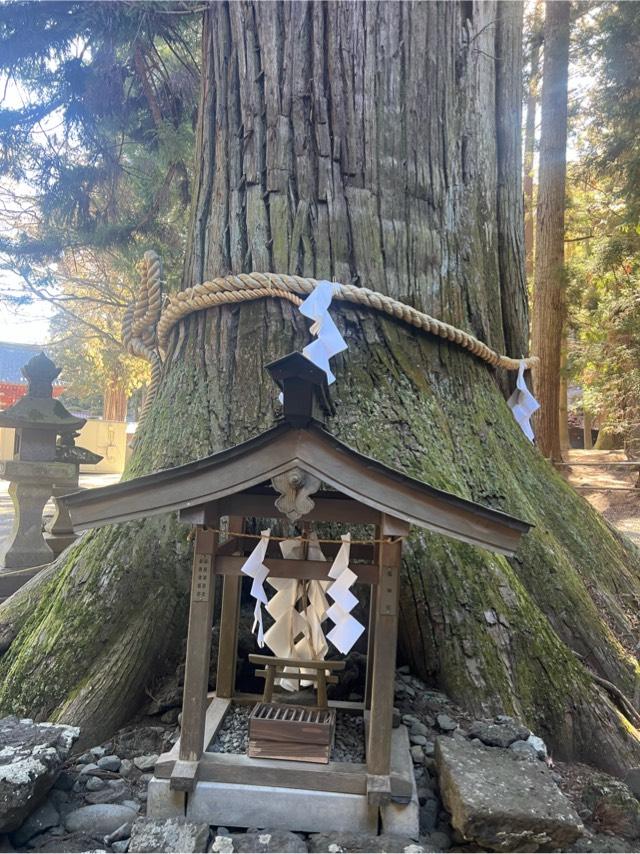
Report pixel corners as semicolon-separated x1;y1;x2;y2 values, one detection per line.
1;1;639;774
531;0;570;461
523;1;543;280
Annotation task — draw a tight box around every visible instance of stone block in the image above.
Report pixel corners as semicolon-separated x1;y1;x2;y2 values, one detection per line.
187;780;378;834
147;778;186;819
381;725;420;840
436;737;583;851
129;817;209;853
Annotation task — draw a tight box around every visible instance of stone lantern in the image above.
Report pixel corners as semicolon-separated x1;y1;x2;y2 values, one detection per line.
0;352;91;569
45;430;103;557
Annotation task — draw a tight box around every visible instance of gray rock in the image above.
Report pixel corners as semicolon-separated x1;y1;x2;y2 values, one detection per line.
423;741;435;757
119;759;136;778
526;733;548;759
97;754;121;772
308;833;427;852
0;715;79;832
122;799;140;812
64;803;137;836
581;775;640;840
568;833;636;852
104;821;134;845
53;770;75;792
113;841;130;853
467;719;530;748
78;762;100;775
216;831;308;852
76;752;94;764
210;837;234;854
411;745;425;764
435;715;457;733
420;800;439;835
411;735;428;746
129;817;210;852
425;831;451;851
28;830;105;852
85;779;129;805
160;708;180;725
509;739;539;760
10;797;60;846
90;746;106;759
85;776;106;792
410;722;429;738
133;753;159;772
436;736;583;851
623;767;640;799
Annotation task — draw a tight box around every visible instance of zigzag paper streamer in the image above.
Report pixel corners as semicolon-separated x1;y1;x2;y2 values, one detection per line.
240;529;271;647
507;361;540;442
326;533;365;654
263;534;329;691
299;280;348;384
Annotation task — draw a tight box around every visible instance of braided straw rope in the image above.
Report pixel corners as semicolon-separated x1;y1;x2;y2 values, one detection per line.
124;254;538;433
122;251;164;428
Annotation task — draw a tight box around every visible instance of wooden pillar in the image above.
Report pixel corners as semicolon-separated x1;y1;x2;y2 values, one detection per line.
366;514;406;804
173;526;217;790
216;516;244;699
364;531;380;711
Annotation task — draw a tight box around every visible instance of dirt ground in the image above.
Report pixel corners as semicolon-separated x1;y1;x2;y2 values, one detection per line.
559;449;640;546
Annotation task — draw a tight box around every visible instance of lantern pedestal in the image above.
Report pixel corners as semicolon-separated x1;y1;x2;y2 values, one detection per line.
0;460;75;569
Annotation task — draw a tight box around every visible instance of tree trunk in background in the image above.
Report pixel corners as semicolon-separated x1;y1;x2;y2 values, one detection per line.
583;411;593;450
523;1;543;281
559;334;570;452
1;1;639;773
103;383;128;422
531;0;570;461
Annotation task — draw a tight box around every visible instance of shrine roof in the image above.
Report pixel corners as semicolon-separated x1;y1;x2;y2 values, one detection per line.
61;419;532;556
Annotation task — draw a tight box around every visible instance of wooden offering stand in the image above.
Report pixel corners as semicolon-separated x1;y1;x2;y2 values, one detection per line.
61;352;531;836
248;655;346;763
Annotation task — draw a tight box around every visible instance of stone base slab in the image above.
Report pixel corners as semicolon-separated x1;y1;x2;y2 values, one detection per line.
148;777;378;833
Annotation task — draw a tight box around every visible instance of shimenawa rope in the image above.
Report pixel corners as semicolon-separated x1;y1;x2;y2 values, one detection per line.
123;251;538;433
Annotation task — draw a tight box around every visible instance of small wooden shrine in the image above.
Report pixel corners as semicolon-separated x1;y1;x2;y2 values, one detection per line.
62;353;531;836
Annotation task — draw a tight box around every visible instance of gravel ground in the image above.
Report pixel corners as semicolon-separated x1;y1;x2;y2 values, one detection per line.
208;704;365;763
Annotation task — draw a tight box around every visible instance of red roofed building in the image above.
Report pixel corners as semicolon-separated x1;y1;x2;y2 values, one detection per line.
0;342;64;410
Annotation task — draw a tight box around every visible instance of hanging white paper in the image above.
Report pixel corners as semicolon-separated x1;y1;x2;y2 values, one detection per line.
325;533;365;654
507;361;540;442
299;280;348;384
240;529;271;647
263;534;330;691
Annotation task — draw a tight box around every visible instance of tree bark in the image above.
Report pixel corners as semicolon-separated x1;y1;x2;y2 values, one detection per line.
559;333;570;452
531;0;570;461
1;1;639;774
523;1;543;280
